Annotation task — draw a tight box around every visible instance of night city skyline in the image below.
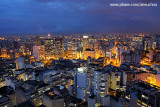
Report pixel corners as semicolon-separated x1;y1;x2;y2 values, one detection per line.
0;0;160;107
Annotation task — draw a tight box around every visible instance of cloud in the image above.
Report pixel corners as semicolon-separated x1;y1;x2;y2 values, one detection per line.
0;0;160;34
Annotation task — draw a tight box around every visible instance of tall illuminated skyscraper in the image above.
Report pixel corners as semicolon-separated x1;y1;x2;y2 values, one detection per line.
116;47;121;64
55;37;64;59
74;67;90;101
33;35;45;60
92;69;108;106
83;36;89;53
93;69;108;97
1;48;7;57
16;57;25;70
94;40;99;59
33;45;45;61
131;35;143;50
143;36;152;51
44;39;54;59
67;40;77;59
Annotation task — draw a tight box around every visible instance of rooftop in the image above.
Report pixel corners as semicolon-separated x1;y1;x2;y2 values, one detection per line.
0;86;14;96
44;90;63;100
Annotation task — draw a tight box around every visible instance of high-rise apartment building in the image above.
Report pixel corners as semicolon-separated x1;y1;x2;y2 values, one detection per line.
16;57;25;70
143;36;152;51
67;40;77;59
93;69;108;97
83;36;89;53
121;50;141;65
33;45;45;61
74;67;90;101
126;80;160;107
55;37;64;59
1;48;7;57
44;39;55;59
131;35;143;50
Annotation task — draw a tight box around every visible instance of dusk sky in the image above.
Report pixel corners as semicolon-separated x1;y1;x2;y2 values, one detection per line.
0;0;160;34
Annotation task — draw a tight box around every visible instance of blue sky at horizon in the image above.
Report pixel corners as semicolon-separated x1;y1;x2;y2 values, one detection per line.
0;0;160;34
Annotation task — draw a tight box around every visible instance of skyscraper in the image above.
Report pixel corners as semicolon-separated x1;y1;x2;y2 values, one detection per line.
33;45;45;61
55;37;64;59
44;39;55;59
67;40;77;59
120;50;141;65
92;69;108;106
93;69;108;97
74;67;90;101
16;57;25;70
131;35;143;51
1;48;7;57
83;36;89;53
